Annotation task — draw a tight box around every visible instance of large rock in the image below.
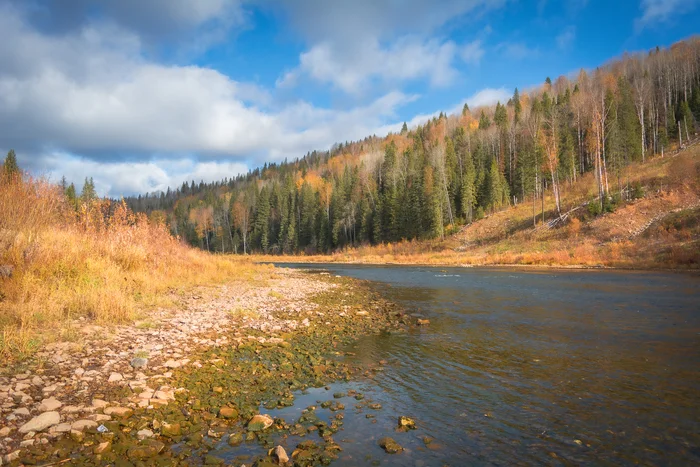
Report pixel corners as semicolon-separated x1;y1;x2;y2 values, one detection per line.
18;411;60;433
247;414;274;432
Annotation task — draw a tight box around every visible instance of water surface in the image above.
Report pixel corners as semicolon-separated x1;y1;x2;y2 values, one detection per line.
251;265;700;465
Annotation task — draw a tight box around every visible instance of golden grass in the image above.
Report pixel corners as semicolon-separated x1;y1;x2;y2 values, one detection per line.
0;174;273;361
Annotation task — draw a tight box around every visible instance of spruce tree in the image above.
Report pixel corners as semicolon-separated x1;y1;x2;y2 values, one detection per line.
81;177;97;203
3;149;19;179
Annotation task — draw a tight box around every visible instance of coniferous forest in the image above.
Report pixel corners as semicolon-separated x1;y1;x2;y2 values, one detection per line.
121;39;700;254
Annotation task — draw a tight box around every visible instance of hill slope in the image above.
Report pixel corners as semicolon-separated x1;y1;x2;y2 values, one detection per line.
275;141;699;268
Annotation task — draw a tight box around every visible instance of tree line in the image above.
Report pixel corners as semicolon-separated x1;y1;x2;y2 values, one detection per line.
107;38;699;254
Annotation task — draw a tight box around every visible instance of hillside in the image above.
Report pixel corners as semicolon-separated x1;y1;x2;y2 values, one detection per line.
268;141;700;269
122;37;700;268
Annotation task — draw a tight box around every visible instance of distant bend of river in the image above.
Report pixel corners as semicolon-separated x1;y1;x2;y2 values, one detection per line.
269;265;700;466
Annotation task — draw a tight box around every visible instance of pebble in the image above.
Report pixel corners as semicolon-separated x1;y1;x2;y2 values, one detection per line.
107;372;123;382
71;419;98;431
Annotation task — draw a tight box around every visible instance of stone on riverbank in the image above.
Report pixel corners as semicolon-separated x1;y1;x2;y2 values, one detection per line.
219;406;239;419
127;439;165;460
37;397;62;412
271;445;289;464
103;406;133;418
130;357;148;368
247;414;274;432
18;411;60;434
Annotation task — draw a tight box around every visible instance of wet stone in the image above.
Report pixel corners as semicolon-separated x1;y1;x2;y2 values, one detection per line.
247;414;274;432
379;437;403;454
398;416;416;430
219;406;239;419
127;439;165;460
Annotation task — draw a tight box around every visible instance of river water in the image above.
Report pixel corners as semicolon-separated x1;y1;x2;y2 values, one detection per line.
263;265;700;466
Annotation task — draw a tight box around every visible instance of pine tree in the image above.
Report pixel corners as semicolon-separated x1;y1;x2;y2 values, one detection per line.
3;149;20;179
65;183;78;210
512;88;522;125
479;111;491;129
81;177;97;203
253;187;271;252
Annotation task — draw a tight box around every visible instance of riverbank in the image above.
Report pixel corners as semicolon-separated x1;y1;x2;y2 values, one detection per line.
0;268;409;465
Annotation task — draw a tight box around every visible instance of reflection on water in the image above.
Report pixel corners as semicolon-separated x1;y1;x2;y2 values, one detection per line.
256;265;700;465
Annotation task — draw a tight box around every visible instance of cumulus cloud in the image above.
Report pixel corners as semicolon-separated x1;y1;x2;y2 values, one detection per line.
6;0;246;51
0;4;420;195
272;0;504;93
279;38;460;93
635;0;699;29
34;153;249;197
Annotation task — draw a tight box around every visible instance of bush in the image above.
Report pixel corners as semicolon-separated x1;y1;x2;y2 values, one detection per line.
604;193;621;213
475;207;485;220
631;181;645;200
587;198;602;216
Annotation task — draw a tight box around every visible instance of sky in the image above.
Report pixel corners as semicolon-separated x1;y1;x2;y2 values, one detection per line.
1;0;698;197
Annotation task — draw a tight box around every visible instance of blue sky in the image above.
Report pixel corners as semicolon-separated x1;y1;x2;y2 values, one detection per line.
1;0;698;196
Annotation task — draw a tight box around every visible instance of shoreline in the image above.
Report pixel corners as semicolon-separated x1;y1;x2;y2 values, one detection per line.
0;269;408;465
256;258;700;275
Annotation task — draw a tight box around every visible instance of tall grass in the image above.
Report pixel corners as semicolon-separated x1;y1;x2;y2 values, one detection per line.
0;173;270;361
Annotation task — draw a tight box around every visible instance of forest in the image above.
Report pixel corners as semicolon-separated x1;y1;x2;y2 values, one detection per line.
112;38;700;255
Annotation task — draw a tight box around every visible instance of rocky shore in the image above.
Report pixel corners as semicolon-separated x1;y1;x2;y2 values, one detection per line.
0;268;411;466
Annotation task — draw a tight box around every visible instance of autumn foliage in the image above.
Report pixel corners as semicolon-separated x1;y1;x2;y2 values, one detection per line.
0;171;267;360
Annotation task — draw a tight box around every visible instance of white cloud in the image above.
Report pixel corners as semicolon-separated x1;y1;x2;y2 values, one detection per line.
498;42;540;60
7;0;247;52
0;5;419;195
462;87;511;109
460;39;485;65
556;26;576;50
273;0;505;93
38;154;248;197
375;87;512;134
635;0;700;29
280;38;460;94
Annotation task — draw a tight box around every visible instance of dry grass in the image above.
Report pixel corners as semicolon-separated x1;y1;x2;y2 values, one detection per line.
0;174;273;361
262;144;700;270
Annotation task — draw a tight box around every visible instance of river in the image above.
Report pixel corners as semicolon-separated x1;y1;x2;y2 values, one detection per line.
254;265;700;466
